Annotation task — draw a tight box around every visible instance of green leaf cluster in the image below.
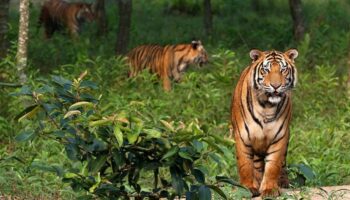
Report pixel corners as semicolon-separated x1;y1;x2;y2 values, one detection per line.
15;73;240;199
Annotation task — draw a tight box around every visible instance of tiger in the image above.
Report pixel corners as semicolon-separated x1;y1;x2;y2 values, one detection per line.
126;40;209;91
38;0;95;39
230;49;298;197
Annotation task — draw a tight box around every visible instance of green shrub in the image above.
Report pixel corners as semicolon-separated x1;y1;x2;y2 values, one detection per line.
14;72;242;199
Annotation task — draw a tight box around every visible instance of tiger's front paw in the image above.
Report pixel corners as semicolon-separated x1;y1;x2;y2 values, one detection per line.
260;187;280;198
248;186;260;197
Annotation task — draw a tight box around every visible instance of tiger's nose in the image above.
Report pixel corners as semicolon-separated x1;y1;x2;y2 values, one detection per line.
271;83;281;89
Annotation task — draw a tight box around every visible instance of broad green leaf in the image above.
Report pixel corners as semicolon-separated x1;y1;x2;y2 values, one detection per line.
15;130;35;142
16;105;41;122
89;155;107;174
299;164;316;180
127;131;140;144
89;118;112;126
80;80;98;89
206;185;227;199
64;110;81;119
114;125;124;147
52;75;72;87
193;168;205;183
186;191;197;200
89;173;101;193
65;143;78;161
69;101;94;110
208;152;222;165
179;151;193;161
143;128;162;138
160;120;175;132
64;172;78;179
10;85;32;96
199;185;211;200
161;146;179;160
193;140;204;152
210;133;235;146
170;166;184;195
216;176;243;188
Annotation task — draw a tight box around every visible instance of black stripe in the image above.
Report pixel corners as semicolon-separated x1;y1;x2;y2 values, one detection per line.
244;122;251;141
266;148;281;155
271;106;291;144
243;151;253;159
233;118;252;148
253;63;259;90
174;45;188;52
246;86;263;128
275;95;288;118
253;157;264;162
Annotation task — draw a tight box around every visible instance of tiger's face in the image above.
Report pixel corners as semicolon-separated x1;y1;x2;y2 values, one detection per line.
188;40;209;67
250;49;298;104
76;4;95;23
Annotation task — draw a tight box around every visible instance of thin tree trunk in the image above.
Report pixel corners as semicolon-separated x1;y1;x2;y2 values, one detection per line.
0;0;10;58
251;0;260;13
203;0;212;37
95;0;107;36
289;0;305;42
16;0;29;84
115;0;132;55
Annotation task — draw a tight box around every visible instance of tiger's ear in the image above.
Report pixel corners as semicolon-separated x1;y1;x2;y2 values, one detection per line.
285;49;298;61
249;49;262;61
191;40;201;49
285;49;298;60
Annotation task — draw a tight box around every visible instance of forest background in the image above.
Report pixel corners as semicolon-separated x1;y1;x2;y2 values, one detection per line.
0;0;350;199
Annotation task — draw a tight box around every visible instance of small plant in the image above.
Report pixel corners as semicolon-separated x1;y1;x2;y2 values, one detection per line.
14;72;241;199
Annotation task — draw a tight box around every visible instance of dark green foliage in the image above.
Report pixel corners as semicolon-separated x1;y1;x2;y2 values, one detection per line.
1;0;350;199
14;73;240;199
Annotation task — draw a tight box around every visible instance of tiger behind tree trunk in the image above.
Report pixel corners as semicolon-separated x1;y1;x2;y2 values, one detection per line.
230;49;298;198
126;40;209;91
38;0;95;39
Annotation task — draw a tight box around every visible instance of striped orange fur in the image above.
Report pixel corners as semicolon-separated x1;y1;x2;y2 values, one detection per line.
127;40;208;91
230;49;298;197
38;0;95;39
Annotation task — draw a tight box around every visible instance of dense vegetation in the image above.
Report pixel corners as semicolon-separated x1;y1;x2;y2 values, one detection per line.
1;0;350;199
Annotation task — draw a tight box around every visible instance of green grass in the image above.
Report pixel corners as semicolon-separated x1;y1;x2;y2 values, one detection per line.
1;0;350;199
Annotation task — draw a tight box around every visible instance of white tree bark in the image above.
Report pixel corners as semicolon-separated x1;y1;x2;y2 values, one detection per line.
16;0;30;84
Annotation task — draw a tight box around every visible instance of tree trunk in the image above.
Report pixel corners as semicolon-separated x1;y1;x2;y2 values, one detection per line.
95;0;107;36
289;0;305;42
115;0;132;55
16;0;30;84
203;0;212;36
0;0;10;58
251;0;260;12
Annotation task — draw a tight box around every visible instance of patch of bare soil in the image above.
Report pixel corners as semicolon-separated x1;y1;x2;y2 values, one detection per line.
252;185;350;200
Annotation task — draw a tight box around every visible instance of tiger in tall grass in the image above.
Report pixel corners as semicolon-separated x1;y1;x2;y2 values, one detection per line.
38;0;95;39
127;40;209;91
230;49;298;197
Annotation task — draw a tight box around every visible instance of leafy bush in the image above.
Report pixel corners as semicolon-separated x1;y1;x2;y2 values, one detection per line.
14;72;241;199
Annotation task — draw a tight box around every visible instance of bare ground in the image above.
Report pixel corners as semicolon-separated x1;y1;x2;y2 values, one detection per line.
252;185;350;200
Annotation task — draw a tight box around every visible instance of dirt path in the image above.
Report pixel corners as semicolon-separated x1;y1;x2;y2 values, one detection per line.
252;185;350;200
